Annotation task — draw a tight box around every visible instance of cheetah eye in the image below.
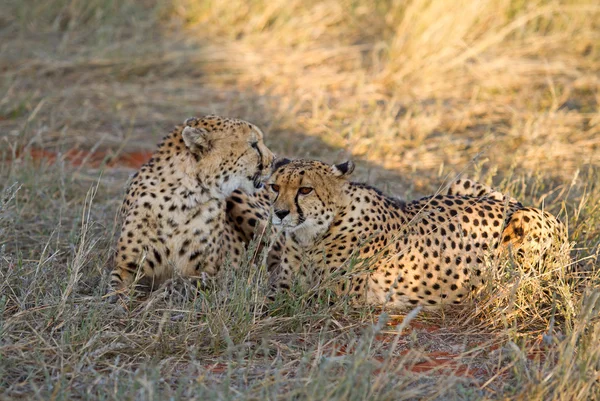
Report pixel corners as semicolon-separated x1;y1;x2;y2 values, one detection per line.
270;184;280;192
250;141;258;149
298;187;313;195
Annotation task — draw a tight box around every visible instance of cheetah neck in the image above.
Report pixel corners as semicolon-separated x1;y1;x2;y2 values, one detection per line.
149;135;226;206
331;183;410;237
168;130;250;197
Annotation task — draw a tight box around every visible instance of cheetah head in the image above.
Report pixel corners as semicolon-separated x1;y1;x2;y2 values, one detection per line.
267;158;355;245
182;115;274;196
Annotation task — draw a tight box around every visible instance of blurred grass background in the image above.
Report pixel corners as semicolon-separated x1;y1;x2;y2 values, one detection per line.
2;0;598;184
1;0;599;399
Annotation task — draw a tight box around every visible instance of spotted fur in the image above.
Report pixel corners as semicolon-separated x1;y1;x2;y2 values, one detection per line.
447;178;568;266
254;160;568;309
111;115;274;297
225;188;284;274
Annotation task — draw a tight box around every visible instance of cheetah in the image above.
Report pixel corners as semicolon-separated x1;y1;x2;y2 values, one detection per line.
257;158;568;309
111;115;274;297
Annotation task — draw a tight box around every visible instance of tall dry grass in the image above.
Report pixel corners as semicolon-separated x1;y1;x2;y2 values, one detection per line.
170;0;599;179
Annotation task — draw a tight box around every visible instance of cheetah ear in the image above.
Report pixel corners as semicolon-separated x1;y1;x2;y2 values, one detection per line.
272;157;291;172
184;116;199;126
331;160;355;178
182;126;211;154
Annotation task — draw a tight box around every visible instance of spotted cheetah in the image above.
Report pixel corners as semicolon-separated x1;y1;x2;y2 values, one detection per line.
111;115;274;297
254;159;568;308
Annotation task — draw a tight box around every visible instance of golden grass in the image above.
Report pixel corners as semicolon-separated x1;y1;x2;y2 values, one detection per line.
0;0;599;399
168;0;600;183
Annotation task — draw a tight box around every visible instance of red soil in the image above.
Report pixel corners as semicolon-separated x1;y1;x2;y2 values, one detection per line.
11;147;152;169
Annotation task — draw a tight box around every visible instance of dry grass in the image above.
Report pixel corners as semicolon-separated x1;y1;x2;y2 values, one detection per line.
1;0;599;399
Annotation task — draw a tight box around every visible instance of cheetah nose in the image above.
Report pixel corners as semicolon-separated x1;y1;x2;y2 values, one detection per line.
274;209;290;220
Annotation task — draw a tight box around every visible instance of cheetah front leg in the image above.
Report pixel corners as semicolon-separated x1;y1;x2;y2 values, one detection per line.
110;229;167;301
110;258;146;302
